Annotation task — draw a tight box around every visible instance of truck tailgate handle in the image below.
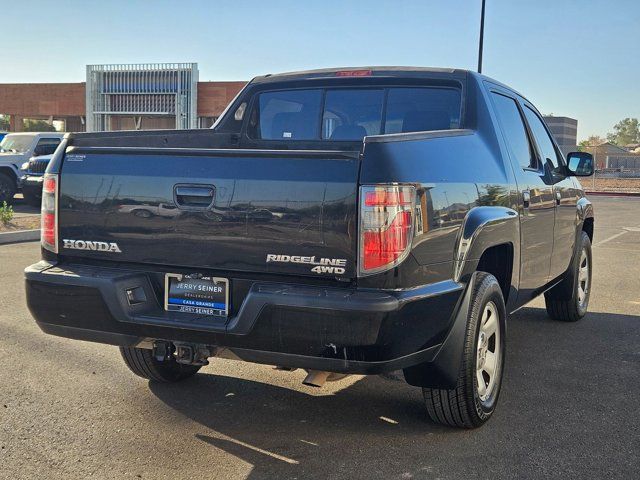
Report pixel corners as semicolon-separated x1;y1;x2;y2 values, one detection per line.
174;184;215;209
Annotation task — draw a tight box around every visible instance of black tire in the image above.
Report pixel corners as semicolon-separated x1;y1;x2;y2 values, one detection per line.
545;231;592;322
22;189;42;207
0;173;17;205
423;272;506;428
119;347;201;383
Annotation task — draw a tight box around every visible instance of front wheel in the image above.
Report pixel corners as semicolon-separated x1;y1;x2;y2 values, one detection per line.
119;347;201;382
545;231;592;322
422;272;506;428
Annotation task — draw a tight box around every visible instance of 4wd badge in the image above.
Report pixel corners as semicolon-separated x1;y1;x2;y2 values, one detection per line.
266;254;346;275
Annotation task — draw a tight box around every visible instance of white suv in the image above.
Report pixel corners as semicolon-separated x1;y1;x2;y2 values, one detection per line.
0;132;64;204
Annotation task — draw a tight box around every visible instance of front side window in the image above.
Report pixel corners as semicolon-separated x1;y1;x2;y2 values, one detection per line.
491;93;535;169
522;106;563;172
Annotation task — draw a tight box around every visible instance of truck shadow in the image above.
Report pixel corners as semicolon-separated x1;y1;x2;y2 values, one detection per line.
148;306;639;479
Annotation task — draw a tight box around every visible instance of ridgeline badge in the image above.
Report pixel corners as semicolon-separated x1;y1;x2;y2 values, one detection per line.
266;254;346;275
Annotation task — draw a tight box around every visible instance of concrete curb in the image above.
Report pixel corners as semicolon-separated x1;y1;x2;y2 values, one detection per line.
0;229;40;245
585;191;640;197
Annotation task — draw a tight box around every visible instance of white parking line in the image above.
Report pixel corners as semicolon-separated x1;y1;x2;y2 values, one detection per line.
594;230;628;247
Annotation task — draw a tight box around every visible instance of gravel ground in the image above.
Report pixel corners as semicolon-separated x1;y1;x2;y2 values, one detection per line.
582;176;640;193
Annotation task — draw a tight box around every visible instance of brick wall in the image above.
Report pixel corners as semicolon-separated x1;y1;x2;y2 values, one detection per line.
0;80;247;129
0;83;86;116
197;81;246;117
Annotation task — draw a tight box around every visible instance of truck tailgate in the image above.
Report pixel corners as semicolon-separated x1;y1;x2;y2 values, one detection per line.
58;147;359;278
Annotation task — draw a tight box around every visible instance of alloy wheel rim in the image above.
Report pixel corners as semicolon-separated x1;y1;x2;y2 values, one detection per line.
476;301;500;402
577;249;590;308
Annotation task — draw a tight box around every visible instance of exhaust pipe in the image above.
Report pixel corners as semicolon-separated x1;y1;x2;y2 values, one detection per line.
302;370;349;387
302;370;332;388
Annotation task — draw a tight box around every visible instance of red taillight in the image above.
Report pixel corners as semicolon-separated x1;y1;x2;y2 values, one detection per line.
42;212;56;246
43;176;56;194
41;173;58;253
364;190;412;207
359;185;415;276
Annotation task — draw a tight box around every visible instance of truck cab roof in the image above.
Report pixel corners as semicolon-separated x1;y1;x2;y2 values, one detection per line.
248;66;526;101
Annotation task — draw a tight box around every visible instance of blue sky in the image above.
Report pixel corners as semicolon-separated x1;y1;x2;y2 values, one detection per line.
1;0;638;139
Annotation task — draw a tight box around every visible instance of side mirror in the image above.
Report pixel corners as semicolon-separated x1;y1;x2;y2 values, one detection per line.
566;152;594;176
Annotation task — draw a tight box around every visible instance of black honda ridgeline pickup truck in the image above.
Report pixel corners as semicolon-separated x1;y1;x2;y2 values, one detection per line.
26;67;595;428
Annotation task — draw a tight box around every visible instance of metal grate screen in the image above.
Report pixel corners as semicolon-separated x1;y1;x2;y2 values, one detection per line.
86;63;198;131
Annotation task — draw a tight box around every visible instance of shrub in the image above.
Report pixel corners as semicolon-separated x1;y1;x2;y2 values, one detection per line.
0;201;14;225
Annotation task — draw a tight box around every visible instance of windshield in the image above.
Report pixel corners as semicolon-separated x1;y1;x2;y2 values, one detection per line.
247;86;462;141
0;134;33;153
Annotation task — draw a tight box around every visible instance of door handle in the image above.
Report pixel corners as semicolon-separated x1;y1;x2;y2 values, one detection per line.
174;184;215;209
522;190;530;209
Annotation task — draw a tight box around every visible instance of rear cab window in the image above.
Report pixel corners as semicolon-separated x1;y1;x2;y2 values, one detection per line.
248;89;322;140
242;84;462;143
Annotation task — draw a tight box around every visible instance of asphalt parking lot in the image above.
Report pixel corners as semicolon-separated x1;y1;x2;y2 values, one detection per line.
11;195;40;219
1;196;638;479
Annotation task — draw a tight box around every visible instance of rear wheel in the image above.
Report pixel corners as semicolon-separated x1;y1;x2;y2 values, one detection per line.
545;231;592;322
422;272;506;428
119;346;201;382
0;173;16;205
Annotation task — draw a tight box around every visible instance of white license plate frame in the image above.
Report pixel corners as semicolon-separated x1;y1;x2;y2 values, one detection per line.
164;273;229;317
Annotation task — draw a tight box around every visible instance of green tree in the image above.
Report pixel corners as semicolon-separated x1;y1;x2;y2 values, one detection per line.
0;114;9;131
578;135;606;150
477;184;508;207
22;119;57;132
606;118;640;146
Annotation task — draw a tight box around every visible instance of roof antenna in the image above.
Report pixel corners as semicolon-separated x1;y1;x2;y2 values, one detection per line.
477;0;486;73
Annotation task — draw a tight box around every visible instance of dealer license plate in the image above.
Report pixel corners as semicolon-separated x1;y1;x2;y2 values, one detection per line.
164;273;229;317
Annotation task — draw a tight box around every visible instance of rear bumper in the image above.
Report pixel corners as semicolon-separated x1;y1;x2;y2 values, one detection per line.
25;261;465;375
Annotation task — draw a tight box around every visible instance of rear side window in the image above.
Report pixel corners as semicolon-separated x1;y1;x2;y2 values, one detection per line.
247;86;462;141
34;138;61;156
491;93;535;169
248;89;322;140
385;88;461;134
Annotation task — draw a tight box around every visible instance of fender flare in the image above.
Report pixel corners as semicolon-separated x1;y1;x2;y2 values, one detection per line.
453;206;520;282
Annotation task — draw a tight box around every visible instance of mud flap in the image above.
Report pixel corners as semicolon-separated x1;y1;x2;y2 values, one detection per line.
403;272;477;389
